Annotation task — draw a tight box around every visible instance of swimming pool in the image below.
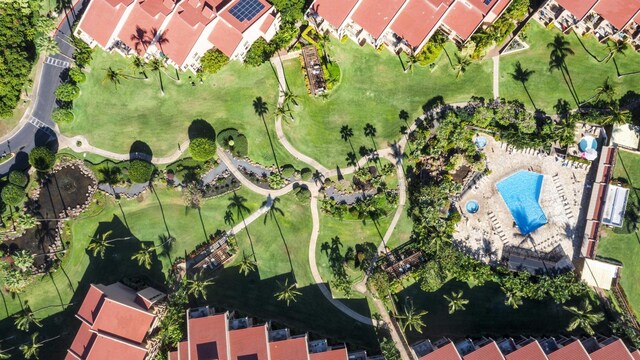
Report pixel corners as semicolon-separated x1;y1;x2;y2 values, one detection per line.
496;170;548;235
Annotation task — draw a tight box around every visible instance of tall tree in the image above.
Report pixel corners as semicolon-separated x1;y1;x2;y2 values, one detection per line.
453;53;472;79
589;77;616;104
443;290;469;314
274;278;301;306
510;61;536;109
148;58;166;95
36;36;59;56
14;306;42;332
87;230;133;259
601;105;631;126
395;299;428;334
186;272;214;301
131;56;148;79
563;299;605;335
20;333;43;360
12;250;33;272
131;243;154;269
283;90;299;108
253;96;280;172
238;252;257;276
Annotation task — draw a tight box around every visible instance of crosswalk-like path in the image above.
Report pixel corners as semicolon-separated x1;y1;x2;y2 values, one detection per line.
44;57;70;68
27;115;56;140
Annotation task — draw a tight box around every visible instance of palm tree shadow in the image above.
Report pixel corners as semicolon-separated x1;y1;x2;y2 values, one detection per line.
196;207;208;243
48;273;65;307
571;31;605;62
262;197;295;282
150;186;171;238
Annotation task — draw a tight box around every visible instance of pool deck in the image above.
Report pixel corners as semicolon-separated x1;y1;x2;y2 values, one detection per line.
454;136;592;268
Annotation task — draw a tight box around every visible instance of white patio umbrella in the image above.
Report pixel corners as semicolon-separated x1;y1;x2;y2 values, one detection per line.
584;148;598;161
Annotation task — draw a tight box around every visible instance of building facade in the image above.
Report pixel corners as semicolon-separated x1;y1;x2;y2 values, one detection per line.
74;0;280;71
305;0;513;55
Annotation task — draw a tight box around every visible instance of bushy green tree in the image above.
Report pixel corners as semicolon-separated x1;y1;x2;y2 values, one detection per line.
29;146;55;171
189;138;216;161
127;159;155;183
51;107;74;123
55;83;80;102
68;67;86;83
2;184;25;206
244;38;273;67
71;35;93;68
200;49;229;74
8;170;28;187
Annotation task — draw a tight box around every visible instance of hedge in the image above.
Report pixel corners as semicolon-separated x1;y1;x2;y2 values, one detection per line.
217;128;248;157
189;138;216;161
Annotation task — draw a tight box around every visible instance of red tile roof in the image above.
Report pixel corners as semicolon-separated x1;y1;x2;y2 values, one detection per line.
67;322;97;359
463;342;506;360
260;12;276;33
632;350;640;360
505;342;548;360
556;0;599;21
489;0;510;17
309;348;348;360
636;12;640;25
79;0;134;47
161;0;217;66
269;337;309;360
117;0;174;55
310;0;360;28
351;0;407;39
466;0;500;15
178;340;188;360
390;0;448;48
442;0;485;40
229;325;269;360
208;18;244;57
220;0;272;33
77;285;105;325
91;298;155;343
168;350;178;360
591;339;634;360
187;313;229;360
594;0;640;30
420;342;462;360
548;340;590;360
85;334;148;360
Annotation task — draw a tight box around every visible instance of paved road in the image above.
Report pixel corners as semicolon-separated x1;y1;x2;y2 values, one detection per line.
0;5;85;175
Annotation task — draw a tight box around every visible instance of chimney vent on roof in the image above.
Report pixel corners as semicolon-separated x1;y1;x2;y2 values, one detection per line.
202;1;216;18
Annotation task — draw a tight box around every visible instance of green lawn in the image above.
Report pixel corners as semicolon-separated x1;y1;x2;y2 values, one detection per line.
500;22;640;112
281;40;493;168
0;187;265;357
397;280;606;342
63;49;305;169
597;149;640;318
206;193;378;349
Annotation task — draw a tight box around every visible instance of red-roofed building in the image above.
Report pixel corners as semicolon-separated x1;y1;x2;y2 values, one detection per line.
75;0;280;70
168;306;356;360
306;0;514;54
419;342;462;360
75;0;135;49
594;0;640;31
66;283;165;360
463;342;506;360
590;339;635;360
505;341;548;360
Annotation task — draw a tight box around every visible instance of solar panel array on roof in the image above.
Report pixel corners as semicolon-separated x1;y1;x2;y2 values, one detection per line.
229;0;265;21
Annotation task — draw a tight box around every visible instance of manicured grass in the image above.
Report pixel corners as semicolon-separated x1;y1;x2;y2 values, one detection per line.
397;280;606;342
63;49;305;168
0;187;265;357
281;40;493;168
207;193;378;349
500;22;640;112
597;149;640;318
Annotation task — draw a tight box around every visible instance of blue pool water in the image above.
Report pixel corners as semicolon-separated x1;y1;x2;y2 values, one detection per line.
466;200;479;214
496;170;548;235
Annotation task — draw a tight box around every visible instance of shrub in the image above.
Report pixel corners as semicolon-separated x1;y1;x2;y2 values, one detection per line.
128;159;155;183
268;172;285;189
28;146;55;172
300;167;312;181
281;165;296;178
8;171;28;187
55;83;80;102
295;187;311;203
189;138;216;161
245;38;273;67
69;67;86;83
1;184;25;206
51;108;74;124
217;128;248;157
416;31;447;65
71;36;93;68
200;49;229;74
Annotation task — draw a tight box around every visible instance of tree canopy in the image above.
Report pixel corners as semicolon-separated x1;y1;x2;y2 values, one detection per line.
54;83;80;102
28;146;55;172
200;49;229;74
128;159;155;183
1;183;25;206
189;137;216;161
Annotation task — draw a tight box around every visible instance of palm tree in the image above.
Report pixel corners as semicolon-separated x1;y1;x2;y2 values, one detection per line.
12;250;33;272
605;39;627;63
555;116;577;147
406;51;418;74
0;348;10;359
36;35;59;56
98;166;122;196
131;243;154;269
510;61;536;109
587;77;616;104
274;278;301;306
601;105;631;126
103;67;125;88
253;96;280;172
186;272;214;301
148;57;166;95
453;53;471;79
504;291;523;309
14;306;42;331
275;105;292;121
563;299;605;335
395;299;428;334
430;231;452;256
227;192;256;262
87;230;133;259
283;90;299;107
17;213;37;230
20;333;43;360
131;56;148;79
443;290;469;314
238;252;257;276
